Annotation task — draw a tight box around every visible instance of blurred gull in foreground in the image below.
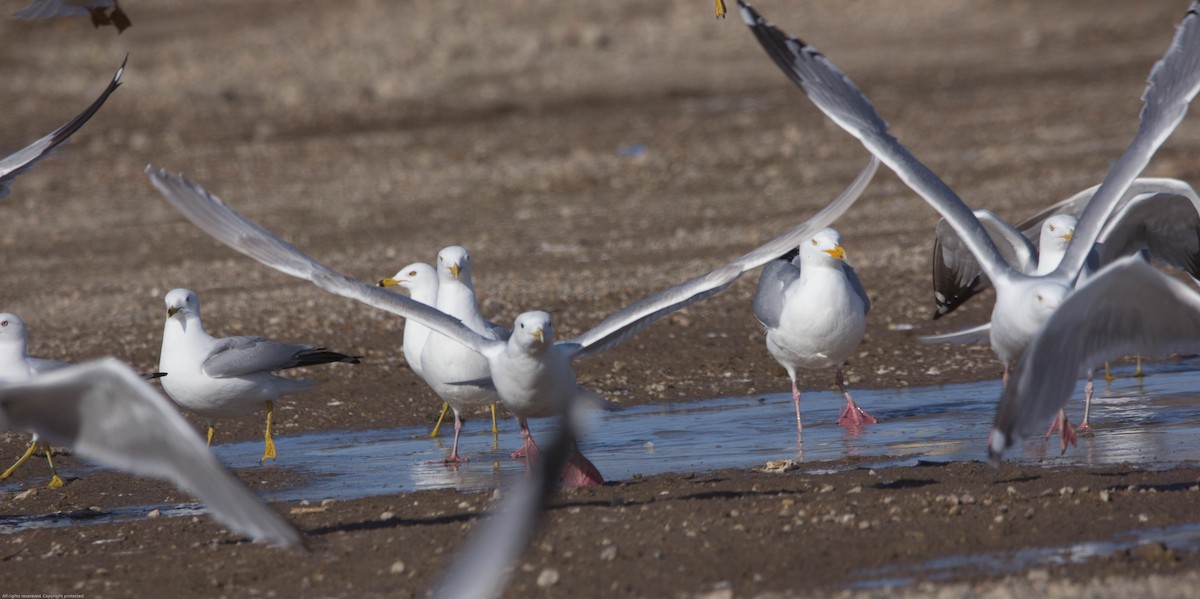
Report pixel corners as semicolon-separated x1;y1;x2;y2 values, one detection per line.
0;358;301;548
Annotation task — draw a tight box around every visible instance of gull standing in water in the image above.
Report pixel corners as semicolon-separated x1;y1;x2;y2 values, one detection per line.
378;259;506;447
1;57;124;199
146;156;878;486
0;358;301;547
738;0;1200;448
158;288;361;463
753;228;873;430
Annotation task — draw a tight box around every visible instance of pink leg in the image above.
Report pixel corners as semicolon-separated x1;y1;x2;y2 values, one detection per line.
1045;409;1065;438
1002;365;1008;388
791;378;803;433
562;440;604;487
1078;371;1094;437
835;368;876;427
1057;411;1077;454
515;418;541;473
443;410;469;464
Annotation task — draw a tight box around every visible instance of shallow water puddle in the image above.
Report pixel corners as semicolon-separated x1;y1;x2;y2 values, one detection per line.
4;360;1200;534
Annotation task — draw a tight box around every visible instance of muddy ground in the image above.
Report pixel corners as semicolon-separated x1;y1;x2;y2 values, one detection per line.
2;0;1200;596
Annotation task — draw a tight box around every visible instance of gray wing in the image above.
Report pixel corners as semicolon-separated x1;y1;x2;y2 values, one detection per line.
146;167;500;357
202;337;310;378
738;1;1015;289
0;358;302;548
1096;190;1200;277
1055;2;1200;281
990;257;1200;459
0;57;124;200
560;156;878;361
485;320;512;342
752;259;801;328
931;210;1037;318
917;322;992;346
844;262;870;315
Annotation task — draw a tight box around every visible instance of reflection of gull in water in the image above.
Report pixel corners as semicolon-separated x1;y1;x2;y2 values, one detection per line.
146;155;877;486
737;0;1200;445
0;57;124;199
0;358;302;548
12;0;131;32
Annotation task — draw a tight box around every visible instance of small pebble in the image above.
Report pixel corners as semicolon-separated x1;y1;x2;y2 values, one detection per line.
390;561;406;574
537;568;560;588
380;511;396;521
147;509;161;519
600;545;618;561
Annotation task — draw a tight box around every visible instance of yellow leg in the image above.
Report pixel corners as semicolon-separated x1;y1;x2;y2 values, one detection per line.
715;0;727;18
206;424;215;446
260;401;277;464
1104;361;1113;383
44;444;64;489
0;440;38;480
491;403;499;435
1135;355;1145;378
428;402;450;437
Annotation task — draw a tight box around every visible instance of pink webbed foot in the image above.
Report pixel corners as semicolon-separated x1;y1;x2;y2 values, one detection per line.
1057;413;1077;454
510;447;527;459
562;451;604;487
442;454;469;465
837;400;877;427
1045;411;1064;438
1077;421;1094;438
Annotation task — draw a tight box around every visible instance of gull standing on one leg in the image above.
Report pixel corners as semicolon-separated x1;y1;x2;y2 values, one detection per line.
753;228;873;430
157;289;360;463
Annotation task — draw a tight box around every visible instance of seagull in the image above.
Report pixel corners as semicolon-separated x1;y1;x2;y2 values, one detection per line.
146;156;878;486
0;358;302;548
12;0;131;32
990;255;1200;460
927;178;1200;445
0;57;124;200
753;227;873;430
0;312;70;487
378;259;505;445
931;178;1200;320
157;288;361;463
738;0;1200;446
0;311;166;487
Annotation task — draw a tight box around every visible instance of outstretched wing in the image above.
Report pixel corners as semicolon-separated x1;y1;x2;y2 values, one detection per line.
737;0;1015;290
990;257;1200;459
752;258;801;329
560;156;878;361
146;167;499;357
0;56;124;199
1055;2;1200;281
0;358;302;548
931;210;1038;318
1097;190;1200;277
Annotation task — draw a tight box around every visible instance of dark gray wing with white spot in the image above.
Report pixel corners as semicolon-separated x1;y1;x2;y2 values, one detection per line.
931;210;1037;318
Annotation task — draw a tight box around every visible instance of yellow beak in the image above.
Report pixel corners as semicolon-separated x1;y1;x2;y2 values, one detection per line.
449;264;461;279
1061;231;1073;242
531;327;544;344
167;306;180;318
378;277;399;288
824;245;847;261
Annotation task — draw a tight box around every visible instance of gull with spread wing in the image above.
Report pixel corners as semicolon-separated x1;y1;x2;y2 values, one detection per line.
738;0;1200;452
0;57;124;200
146;156;878;486
0;358;301;548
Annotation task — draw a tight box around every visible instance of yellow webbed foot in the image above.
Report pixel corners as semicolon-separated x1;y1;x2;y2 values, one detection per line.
206;424;215;446
46;474;65;489
716;0;727;18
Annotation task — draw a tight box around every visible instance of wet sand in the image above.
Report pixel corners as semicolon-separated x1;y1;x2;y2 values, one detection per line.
2;0;1200;596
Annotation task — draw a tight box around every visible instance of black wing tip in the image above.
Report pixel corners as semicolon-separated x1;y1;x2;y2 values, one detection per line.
737;0;819;56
